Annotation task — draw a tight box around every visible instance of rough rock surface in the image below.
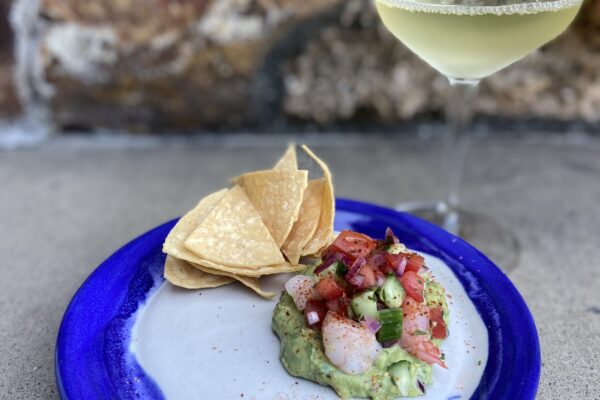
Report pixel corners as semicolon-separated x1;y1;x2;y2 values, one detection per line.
0;55;20;120
9;0;600;131
0;0;20;119
12;0;341;131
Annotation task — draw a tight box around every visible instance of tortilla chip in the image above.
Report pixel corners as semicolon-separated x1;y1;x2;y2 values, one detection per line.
235;169;308;247
184;185;285;267
191;257;304;277
300;145;335;256
166;244;302;277
281;179;324;264
191;262;276;298
163;189;228;256
164;255;234;289
273;144;297;170
164;195;301;277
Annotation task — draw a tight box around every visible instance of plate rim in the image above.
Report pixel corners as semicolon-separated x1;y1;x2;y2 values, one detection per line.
56;198;541;400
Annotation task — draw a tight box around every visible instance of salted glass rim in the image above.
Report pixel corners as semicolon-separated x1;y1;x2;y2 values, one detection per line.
375;0;583;15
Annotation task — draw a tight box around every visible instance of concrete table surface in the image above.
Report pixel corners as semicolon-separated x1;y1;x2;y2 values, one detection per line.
0;132;599;399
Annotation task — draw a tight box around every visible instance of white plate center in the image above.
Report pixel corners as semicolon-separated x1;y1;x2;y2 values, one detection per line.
130;252;488;399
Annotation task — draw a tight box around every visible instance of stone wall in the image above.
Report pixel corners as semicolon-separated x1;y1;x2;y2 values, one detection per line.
6;0;600;132
0;0;20;120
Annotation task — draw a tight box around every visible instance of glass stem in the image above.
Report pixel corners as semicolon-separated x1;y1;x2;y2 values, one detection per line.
438;77;480;234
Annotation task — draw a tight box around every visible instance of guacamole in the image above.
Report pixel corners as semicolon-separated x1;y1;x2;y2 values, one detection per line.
274;294;424;399
273;282;448;399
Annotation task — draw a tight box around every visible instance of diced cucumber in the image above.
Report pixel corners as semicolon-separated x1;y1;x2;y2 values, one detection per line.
377;275;405;309
376;324;402;342
390;361;422;396
376;308;403;342
379;308;403;324
316;261;345;284
350;290;379;320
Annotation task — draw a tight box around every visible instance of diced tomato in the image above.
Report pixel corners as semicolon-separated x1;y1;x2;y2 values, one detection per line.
304;300;328;329
385;253;408;275
432;322;448;340
359;264;377;289
367;251;390;274
339;293;349;312
326;293;349;317
430;307;447;339
327;231;377;261
315;278;345;301
349;256;386;289
401;271;425;303
405;253;425;274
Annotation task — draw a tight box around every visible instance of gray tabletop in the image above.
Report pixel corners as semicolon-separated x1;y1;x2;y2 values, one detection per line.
1;132;599;399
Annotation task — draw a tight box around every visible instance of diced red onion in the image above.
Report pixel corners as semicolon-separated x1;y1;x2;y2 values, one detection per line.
314;252;350;275
394;258;408;277
385;227;399;244
346;257;366;287
346;257;365;279
368;253;387;270
376;275;385;287
362;316;382;333
313;258;335;275
385;253;408;277
348;274;364;288
306;311;320;326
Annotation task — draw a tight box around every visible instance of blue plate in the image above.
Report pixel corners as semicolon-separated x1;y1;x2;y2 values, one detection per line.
56;198;540;399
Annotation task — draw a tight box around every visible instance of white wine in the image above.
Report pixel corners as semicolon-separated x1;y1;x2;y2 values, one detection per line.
376;0;582;80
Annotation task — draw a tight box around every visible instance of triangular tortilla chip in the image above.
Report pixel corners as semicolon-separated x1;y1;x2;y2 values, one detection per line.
235;169;308;247
191;257;304;277
164;255;234;289
184;185;285;267
166;242;302;277
273;144;297;170
300;145;335;255
163;189;228;256
281;179;324;264
163;191;301;277
190;262;275;298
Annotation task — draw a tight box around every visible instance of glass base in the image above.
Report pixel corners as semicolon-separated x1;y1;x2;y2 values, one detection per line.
395;201;520;273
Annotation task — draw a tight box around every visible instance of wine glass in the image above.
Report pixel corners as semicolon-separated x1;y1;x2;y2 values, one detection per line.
374;0;583;271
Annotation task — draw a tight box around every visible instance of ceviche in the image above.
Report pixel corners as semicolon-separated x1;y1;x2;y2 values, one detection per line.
273;229;449;399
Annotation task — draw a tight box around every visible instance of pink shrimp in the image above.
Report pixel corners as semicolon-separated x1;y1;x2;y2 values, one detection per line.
322;312;382;374
400;297;447;368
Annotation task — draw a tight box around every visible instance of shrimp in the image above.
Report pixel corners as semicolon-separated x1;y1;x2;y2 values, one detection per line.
400;296;447;368
322;311;382;374
285;275;315;311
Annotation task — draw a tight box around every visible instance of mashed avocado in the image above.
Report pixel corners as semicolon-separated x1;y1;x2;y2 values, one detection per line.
272;282;449;400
